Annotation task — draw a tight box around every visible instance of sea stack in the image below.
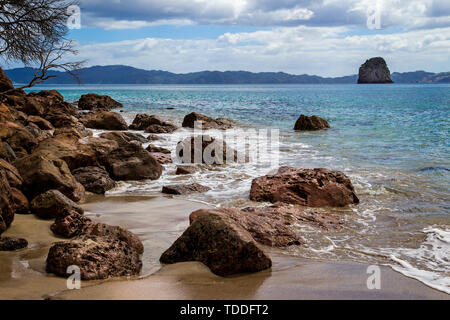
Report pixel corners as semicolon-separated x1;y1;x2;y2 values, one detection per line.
357;57;394;84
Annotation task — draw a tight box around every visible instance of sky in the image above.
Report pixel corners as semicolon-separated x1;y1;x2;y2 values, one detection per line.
18;0;450;76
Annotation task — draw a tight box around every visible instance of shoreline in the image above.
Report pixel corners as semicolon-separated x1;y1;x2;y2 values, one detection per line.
1;195;448;300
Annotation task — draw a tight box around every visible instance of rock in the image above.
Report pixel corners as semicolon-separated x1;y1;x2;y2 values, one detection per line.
31;133;98;171
11;188;29;214
294;115;330;131
45;113;79;128
99;131;147;147
0;237;28;251
14;154;85;202
144;124;178;134
30;189;84;220
0;159;22;188
0;121;38;153
46;234;142;280
150;152;172;165
104;143;163;181
50;210;91;238
0;170;14;234
146;144;170;154
147;134;163;141
250;167;360;207
176;135;246;164
72;166;116;194
25;123;52;142
160;210;271;276
162;183;211;195
0;142;16;162
78;94;123;111
80;111;128;131
129;114;160;130
83;137;119;159
27;115;54;130
0;67;14;92
358;57;394;84
176;165;197;175
190;206;304;248
0;103;14;122
28;89;64;102
182;112;235;130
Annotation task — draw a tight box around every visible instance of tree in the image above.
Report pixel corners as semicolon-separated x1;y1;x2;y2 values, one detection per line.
0;0;84;92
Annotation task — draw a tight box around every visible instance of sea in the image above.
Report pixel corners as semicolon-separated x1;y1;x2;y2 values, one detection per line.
27;83;450;294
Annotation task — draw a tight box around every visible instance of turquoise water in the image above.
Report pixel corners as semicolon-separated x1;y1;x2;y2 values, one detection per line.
28;83;450;293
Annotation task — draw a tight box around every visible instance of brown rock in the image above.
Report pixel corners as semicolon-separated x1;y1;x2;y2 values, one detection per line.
99;131;147;147
176;135;246;165
83;137;119;159
80;111;128;131
104;143;162;181
150;152;172;165
162;183;211;195
147;134;163;141
27;115;54;130
11;188;29;214
160;210;271;276
250;167;359;207
0;103;14;122
144;123;178;134
72;166;116;194
182;112;236;130
30;189;84;220
176;165;197;175
78;94;123;111
0;158;22;188
0;237;28;251
14;154;85;202
46;234;142;280
0;121;38;153
0;170;14;234
294;115;330;131
50;210;91;238
146;144;170;154
0;142;16;162
129;114;161;130
0;67;14;93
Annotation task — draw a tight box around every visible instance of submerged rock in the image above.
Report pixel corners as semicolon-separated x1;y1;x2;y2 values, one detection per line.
175;165;197;175
182;112;236;130
162;183;211;195
0;237;28;251
78;94;123;111
250;167;359;207
358;57;394;84
294;115;330;131
160;210;271;276
146;144;171;154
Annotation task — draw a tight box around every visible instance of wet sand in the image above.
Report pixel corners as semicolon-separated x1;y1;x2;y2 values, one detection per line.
0;195;448;300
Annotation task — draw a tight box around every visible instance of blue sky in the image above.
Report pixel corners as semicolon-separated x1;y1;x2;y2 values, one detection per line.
22;1;450;76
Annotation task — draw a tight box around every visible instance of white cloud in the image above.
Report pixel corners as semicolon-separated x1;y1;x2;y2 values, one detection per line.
75;25;450;76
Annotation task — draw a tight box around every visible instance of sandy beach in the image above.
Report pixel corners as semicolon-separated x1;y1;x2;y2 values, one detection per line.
1;195;448;300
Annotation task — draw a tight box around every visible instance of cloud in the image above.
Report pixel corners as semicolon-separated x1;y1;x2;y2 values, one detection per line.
74;25;450;76
79;0;450;30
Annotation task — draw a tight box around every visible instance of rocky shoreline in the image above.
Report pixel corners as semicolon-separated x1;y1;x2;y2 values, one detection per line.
0;67;360;280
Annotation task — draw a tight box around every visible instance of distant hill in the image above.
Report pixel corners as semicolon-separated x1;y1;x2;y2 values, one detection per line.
4;65;449;85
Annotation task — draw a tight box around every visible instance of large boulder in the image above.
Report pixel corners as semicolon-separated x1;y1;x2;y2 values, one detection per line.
14;154;85;202
129;114;160;130
0;103;14;122
31;133;98;171
294;115;330;131
358;57;394;84
78;94;123;111
83;137;119;159
46;234;142;280
160;210;272;276
0;159;22;188
30;189;84;219
0;121;38;153
189;207;303;248
176;135;247;165
104;143;162;181
80;111;128;131
27;115;54;130
0;67;14;92
72;166;116;194
250;167;359;207
182;112;236;130
162;183;211;195
11;188;29;214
